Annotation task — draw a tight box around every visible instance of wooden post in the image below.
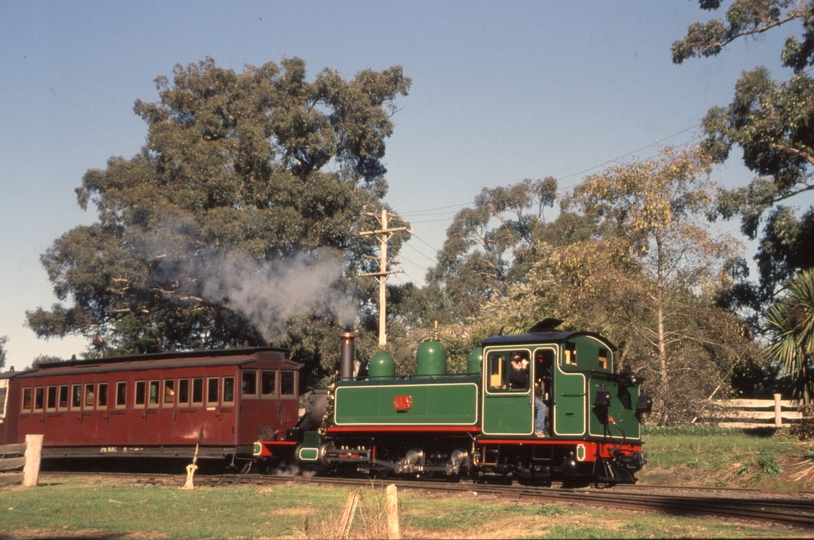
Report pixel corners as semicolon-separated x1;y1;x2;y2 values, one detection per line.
22;434;43;487
774;393;782;427
181;427;203;490
386;484;400;539
337;491;360;539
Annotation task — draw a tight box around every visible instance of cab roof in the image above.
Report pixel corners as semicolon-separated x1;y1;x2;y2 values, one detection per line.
480;319;616;350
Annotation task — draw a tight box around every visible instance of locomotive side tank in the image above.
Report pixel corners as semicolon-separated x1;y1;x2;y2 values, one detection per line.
256;320;650;485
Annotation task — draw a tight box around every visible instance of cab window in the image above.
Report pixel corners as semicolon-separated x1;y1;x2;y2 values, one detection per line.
563;342;577;366
486;351;529;392
599;348;609;370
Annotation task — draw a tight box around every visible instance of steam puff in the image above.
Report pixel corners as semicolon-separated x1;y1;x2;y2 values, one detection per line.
201;253;358;341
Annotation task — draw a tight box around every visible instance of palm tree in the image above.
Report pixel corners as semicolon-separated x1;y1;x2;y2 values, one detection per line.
766;268;814;403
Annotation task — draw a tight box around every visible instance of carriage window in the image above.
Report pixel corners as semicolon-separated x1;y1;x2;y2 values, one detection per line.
134;381;146;408
84;383;96;408
261;370;276;398
242;370;257;398
223;377;235;405
148;380;160;407
98;383;108;408
71;385;82;409
280;371;295;397
34;387;45;412
178;379;190;406
192;378;203;406
115;381;127;408
22;388;32;413
47;386;57;411
207;377;219;405
163;380;175;407
58;385;69;410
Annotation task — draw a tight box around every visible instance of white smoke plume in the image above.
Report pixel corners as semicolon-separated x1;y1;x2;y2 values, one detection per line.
201;252;359;342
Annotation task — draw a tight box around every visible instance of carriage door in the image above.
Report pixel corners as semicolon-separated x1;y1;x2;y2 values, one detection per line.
481;348;533;436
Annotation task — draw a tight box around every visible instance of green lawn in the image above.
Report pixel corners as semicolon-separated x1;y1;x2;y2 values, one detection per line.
639;425;812;489
0;474;810;539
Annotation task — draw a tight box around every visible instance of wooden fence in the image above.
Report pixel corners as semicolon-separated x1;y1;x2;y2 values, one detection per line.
707;394;803;428
0;434;44;487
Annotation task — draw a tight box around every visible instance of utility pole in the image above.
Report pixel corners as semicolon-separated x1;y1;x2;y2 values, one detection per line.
359;208;410;348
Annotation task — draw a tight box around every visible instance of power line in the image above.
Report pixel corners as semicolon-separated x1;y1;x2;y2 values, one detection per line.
398;202;471;216
410;232;442;255
402;240;437;264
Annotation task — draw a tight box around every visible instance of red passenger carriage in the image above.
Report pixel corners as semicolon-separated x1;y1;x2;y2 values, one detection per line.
0;347;301;465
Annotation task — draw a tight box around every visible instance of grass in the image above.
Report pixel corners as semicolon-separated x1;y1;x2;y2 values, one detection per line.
639;425;807;488
0;476;810;539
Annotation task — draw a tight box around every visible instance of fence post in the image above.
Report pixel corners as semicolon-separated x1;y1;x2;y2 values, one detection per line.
386;484;400;539
22;434;43;487
337;491;360;539
774;393;782;427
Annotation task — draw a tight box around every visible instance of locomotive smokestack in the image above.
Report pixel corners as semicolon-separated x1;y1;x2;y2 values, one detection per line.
339;331;357;380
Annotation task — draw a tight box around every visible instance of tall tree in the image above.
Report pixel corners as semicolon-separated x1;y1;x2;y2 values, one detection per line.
766;267;814;402
26;57;411;373
571;145;749;424
673;0;814;308
426;177;558;322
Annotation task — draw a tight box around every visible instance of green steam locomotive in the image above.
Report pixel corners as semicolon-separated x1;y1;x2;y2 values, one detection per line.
254;319;650;486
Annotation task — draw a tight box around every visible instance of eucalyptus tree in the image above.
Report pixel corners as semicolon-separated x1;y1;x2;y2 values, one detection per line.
426;177;558;322
674;0;814;309
26;57;411;375
570;145;755;424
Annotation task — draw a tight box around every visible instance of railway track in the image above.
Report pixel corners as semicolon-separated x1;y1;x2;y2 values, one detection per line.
42;471;814;530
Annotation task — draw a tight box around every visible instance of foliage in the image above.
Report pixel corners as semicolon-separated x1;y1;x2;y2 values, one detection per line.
568;145;755;424
765;267;814;402
426;177;558;323
674;1;814;316
25;57;411;376
0;335;6;370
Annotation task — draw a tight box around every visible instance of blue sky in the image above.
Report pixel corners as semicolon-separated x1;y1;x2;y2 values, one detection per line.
0;1;795;370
